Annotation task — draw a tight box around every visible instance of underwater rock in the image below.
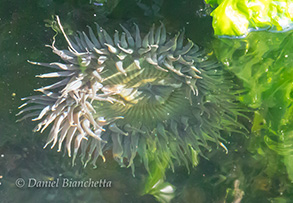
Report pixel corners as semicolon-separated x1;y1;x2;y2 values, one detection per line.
18;16;247;174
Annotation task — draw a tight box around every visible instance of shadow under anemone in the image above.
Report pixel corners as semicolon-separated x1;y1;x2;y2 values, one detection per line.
17;16;248;175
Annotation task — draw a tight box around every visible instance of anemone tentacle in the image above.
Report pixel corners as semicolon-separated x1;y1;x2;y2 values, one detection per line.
18;16;247;173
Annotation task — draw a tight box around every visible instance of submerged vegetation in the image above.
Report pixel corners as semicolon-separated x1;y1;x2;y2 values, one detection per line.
206;0;293;36
212;29;293;201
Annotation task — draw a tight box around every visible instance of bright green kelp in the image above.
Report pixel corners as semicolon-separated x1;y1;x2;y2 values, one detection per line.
205;0;293;36
212;30;293;180
142;159;176;203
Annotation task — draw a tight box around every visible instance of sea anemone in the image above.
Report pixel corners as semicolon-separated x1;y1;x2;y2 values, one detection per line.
18;16;246;173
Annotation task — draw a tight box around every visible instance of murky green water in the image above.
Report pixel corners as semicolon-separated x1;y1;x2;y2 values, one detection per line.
0;0;292;202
